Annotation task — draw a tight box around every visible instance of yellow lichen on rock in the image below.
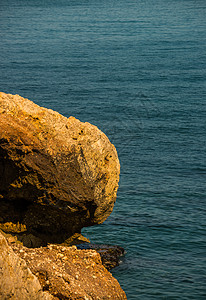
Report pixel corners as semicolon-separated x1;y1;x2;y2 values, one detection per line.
0;222;27;233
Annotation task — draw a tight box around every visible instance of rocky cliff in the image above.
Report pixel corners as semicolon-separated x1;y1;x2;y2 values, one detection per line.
0;92;126;299
0;92;120;244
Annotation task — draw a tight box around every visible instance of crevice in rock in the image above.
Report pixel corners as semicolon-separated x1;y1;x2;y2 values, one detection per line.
0;198;30;225
0;198;86;247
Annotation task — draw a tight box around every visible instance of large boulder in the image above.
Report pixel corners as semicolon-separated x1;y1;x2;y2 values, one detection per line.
0;92;120;243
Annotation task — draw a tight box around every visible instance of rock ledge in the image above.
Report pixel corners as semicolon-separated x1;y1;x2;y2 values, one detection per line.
0;231;127;299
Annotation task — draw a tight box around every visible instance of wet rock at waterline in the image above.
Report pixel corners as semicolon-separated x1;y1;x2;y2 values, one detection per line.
77;243;125;270
0;92;120;242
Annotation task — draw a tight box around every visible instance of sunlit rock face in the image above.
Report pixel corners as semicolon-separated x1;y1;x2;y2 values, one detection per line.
0;231;54;300
1;232;127;300
0;92;120;243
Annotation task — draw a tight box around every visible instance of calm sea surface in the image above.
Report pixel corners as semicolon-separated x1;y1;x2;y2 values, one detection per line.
1;0;206;298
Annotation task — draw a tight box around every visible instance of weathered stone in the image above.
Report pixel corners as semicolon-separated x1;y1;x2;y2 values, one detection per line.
5;233;127;300
0;231;54;300
0;92;120;242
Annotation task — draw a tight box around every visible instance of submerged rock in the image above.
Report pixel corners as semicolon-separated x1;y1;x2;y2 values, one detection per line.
0;92;120;242
77;243;125;270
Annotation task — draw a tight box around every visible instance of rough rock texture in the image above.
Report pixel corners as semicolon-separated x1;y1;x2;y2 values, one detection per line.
0;231;54;300
0;92;120;243
1;232;127;300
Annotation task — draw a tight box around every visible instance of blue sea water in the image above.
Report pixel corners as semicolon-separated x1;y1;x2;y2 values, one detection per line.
0;0;206;298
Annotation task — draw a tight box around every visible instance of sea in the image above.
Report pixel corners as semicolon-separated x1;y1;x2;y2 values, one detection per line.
0;0;206;299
